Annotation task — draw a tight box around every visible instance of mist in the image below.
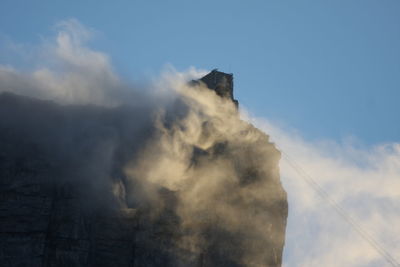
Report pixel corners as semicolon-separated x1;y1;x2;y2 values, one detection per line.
0;19;287;266
250;117;400;267
2;18;398;267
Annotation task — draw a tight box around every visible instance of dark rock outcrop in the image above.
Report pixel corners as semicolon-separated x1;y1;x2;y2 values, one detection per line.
190;69;239;108
0;71;287;266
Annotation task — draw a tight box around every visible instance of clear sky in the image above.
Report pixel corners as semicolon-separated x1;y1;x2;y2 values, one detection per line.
1;0;399;144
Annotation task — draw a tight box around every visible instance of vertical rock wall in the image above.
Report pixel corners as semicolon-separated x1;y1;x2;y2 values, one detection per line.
0;71;287;267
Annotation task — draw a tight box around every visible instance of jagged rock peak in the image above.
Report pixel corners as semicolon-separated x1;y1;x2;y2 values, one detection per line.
191;69;239;107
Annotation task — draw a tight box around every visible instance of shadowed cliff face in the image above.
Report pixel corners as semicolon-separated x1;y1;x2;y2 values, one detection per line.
0;71;287;267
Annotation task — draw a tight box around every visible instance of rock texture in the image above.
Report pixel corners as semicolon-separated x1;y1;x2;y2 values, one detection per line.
190;69;238;107
0;71;287;267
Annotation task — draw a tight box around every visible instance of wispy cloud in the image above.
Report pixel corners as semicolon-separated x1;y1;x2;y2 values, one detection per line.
0;18;125;105
0;19;287;266
2;17;398;267
247;115;400;266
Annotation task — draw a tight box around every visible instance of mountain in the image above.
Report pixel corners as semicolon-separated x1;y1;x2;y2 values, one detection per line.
0;71;287;267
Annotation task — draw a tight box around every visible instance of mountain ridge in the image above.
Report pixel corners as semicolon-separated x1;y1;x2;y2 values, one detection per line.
0;71;287;267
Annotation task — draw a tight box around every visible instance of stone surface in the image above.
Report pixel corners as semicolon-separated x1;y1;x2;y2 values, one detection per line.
0;71;287;266
191;69;239;107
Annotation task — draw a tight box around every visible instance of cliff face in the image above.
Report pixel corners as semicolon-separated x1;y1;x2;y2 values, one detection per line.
0;71;287;267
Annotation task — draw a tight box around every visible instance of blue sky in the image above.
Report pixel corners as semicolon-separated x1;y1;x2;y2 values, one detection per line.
1;0;399;144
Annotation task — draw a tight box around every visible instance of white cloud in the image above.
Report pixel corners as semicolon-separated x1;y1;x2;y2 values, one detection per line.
0;18;122;106
0;19;208;108
2;17;399;266
245;114;400;267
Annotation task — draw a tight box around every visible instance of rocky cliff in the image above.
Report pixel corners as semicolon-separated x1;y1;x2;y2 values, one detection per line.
0;71;287;267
